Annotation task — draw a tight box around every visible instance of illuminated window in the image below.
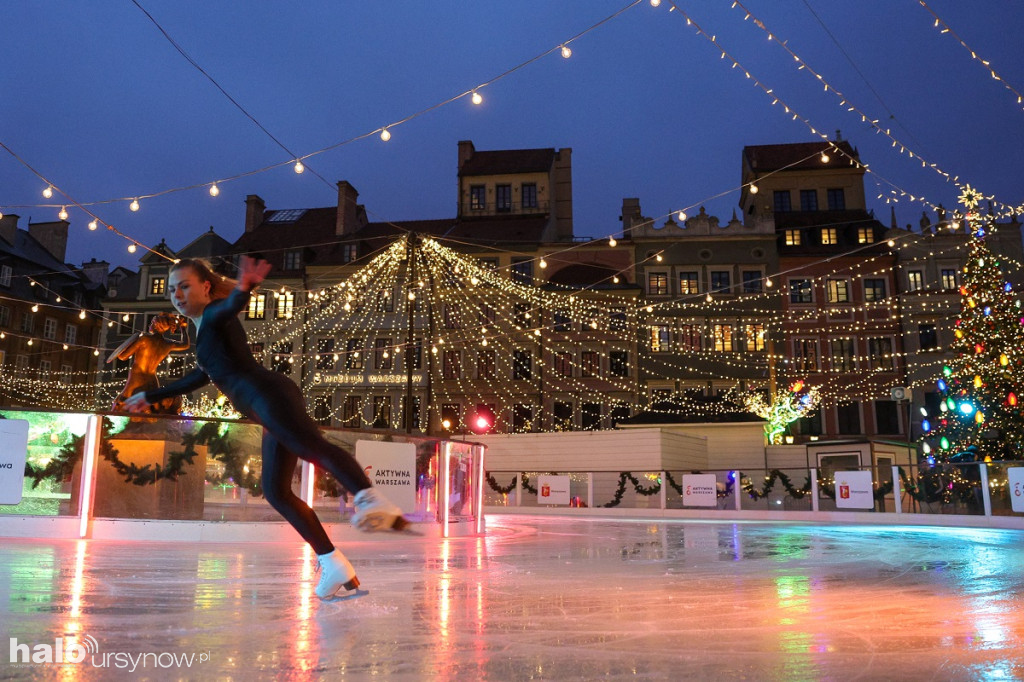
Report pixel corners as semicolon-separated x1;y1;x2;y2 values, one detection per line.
907;271;924;292
149;276;166;296
826;279;849;303
341;244;358;263
745;323;766;351
650;325;671;352
678;323;701;352
275;292;294;319
246;293;266;320
868;337;894;370
940;269;958;289
470;185;486;210
679;272;699;295
857;226;873;244
648;272;669;296
554;351;572;377
784;229;802;246
863;278;887;302
795;338;818;371
283;250;302;270
374;338;392;371
820;227;838;245
713;324;734;352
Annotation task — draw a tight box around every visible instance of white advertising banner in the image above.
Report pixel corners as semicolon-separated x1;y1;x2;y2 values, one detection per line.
537;475;571;506
354;440;417;514
1008;468;1024;512
834;470;875;509
0;419;29;505
682;474;718;507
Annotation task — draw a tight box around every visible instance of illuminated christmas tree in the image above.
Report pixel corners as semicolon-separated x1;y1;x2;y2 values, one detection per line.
920;186;1024;463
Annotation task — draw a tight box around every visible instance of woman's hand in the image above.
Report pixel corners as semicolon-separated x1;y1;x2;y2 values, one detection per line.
238;256;272;293
122;392;151;413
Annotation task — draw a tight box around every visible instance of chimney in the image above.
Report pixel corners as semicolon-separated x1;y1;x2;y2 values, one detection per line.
80;258;111;287
457;140;476;173
553;147;574;241
336;181;363;236
620;198;642;234
28;220;69;262
0;214;19;246
244;194;266;233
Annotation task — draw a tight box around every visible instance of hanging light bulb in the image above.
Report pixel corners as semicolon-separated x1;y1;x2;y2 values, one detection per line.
408;292;416;301
677;211;687;221
765;277;773;288
706;293;713;302
42;185;53;199
749;184;759;194
63;343;69;351
128;244;137;253
380;128;391;142
820;152;830;163
655;253;663;262
471;91;483;105
31;304;39;312
122;314;130;322
294;160;305;174
651;0;661;5
539;258;547;269
88;219;98;231
560;44;572;58
0;210;4;220
93;349;99;356
608;237;617;247
129;199;140;212
887;239;895;247
27;339;33;346
209;183;220;197
58;206;68;220
79;310;86;320
612;276;620;283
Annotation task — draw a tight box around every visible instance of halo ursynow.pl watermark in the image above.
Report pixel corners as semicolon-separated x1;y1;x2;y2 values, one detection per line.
9;635;211;672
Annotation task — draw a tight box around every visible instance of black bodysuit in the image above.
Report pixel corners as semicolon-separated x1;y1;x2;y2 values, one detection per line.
147;287;370;554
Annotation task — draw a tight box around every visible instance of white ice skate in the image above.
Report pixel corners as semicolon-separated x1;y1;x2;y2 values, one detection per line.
315;549;360;599
351;487;409;532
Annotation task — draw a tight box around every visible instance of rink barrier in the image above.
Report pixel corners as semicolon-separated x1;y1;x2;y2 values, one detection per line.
483;465;1024;531
0;409;485;540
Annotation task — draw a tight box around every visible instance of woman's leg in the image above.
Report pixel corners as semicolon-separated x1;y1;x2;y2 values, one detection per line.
260;431;334;555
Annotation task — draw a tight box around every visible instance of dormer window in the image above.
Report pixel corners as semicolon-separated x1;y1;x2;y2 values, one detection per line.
149;276;166;296
496;184;512;212
470;185;486;211
284;250;302;270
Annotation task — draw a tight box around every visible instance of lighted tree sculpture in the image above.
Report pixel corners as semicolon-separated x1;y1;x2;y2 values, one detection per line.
744;380;820;444
920;186;1024;463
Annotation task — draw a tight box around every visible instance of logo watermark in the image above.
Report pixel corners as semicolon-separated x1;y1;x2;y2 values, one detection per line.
10;636;211;672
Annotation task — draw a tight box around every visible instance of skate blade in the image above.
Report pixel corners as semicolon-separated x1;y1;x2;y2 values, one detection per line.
321;588;369;603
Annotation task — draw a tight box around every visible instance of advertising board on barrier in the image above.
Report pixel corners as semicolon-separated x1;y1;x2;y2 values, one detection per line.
354;440;416;514
537;475;571;506
0;419;29;505
834;470;874;509
682;473;718;507
1008;468;1024;513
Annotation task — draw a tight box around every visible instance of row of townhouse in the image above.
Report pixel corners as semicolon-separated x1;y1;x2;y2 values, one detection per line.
94;137;1023;443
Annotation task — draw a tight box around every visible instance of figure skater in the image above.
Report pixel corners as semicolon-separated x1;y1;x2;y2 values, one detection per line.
107;312;190;414
123;256;406;599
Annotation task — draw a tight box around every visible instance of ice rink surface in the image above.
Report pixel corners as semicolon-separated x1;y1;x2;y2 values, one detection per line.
3;515;1024;681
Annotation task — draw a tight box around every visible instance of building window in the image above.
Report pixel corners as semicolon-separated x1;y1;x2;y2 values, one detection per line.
650;325;670;352
440;403;460;430
710;271;731;294
741;271;762;294
940;269;958;289
554;351;572;377
784;229;802;246
64;324;77;345
400;396;421;430
713;324;734;352
907;271;924;292
581;403;601;431
283;250;302;270
512;404;533;433
773;191;792;212
317;338;335;370
375;338;393;371
868;337;894;370
0;305;9;327
275;292;294;319
511;259;533;285
837;401;861;435
443;350;461;379
478;349;496;379
406;338;422;371
679;272;699;295
800;189;818;211
830;338;856;372
863;278;887;302
272;342;292;374
342;396;363;427
875;400;901;434
789;279;813;303
513;303;530;327
60;364;71;384
522;183;538;209
826;279;850;303
246;293;266;320
553;401;573;431
796;407;823;436
827;188;846;211
0;265;11;287
346;338;364;370
795;338;819;372
820;227;838;245
478;258;498;272
648;272;669;296
581;351;599;378
149;276;166;296
341;244;358;263
678;323;701;352
43;317;57;340
314;395;332;425
609;308;627;332
745;323;766;352
496;184;512;212
553;309;571;332
609;351;629;377
513;350;532;380
377;289;394;312
19;313;33;334
470;185;486;210
857;226;873;244
918;324;938;350
372;396;392;428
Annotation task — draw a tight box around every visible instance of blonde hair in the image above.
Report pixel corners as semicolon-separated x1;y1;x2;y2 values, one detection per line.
171;258;237;300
